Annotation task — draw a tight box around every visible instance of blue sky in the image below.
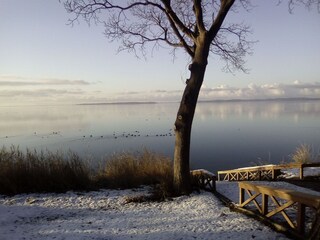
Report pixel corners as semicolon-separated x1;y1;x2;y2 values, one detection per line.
0;0;319;106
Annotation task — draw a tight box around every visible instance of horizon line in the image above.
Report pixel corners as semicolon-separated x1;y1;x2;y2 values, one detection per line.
0;97;320;108
77;97;320;106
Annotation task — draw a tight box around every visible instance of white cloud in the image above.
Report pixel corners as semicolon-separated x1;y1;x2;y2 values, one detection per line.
0;75;91;86
98;81;320;103
1;80;319;106
198;81;320;101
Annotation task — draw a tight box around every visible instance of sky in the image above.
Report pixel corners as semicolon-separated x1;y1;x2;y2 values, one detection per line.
0;0;320;106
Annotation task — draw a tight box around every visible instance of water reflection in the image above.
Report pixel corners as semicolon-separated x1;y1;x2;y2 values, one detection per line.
192;100;320;172
1;100;319;173
195;100;320;121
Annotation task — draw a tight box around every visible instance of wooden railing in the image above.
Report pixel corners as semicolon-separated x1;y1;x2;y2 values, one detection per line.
238;182;320;238
190;169;217;192
218;163;320;181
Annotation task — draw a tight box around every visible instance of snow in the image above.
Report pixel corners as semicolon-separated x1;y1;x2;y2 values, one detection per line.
0;184;290;240
216;181;320;204
2;165;320;240
234;165;276;171
279;167;320;179
191;169;216;177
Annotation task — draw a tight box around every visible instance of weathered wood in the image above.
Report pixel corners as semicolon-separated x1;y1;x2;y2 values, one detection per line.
218;163;320;182
267;197;295;229
309;207;320;239
297;203;306;234
238;182;320;238
262;194;268;215
190;169;216;192
239;187;245;205
232;204;305;240
239;182;320;209
244;189;262;213
300;167;304;180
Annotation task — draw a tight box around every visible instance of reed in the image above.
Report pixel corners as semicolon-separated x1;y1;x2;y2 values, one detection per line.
291;144;314;164
95;150;173;190
0;146;92;195
0;146;174;197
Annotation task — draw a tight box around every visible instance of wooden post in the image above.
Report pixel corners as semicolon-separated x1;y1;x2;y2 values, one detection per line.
297;203;305;234
271;168;275;180
299;165;304;180
262;194;268;215
239;187;244;205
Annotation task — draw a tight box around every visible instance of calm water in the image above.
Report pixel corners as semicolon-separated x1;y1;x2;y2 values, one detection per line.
1;100;320;173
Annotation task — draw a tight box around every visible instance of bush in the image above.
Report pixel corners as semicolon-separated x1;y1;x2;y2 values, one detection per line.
291;144;314;164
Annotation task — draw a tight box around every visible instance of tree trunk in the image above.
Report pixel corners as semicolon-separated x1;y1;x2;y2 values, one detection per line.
173;41;209;194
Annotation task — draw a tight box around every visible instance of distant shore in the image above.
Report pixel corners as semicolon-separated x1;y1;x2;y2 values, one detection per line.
77;97;320;106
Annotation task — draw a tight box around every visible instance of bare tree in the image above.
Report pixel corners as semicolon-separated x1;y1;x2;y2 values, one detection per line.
62;0;320;194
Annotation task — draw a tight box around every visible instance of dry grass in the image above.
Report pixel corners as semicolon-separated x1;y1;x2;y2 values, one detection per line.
291;144;314;164
0;147;174;197
0;146;92;195
95;150;173;190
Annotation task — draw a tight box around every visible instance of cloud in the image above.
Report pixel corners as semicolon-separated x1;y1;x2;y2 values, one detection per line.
198;82;320;101
99;81;320;103
0;89;85;97
1;79;319;106
0;75;91;86
108;89;182;102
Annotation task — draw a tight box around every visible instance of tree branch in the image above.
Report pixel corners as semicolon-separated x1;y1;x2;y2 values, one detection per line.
160;0;196;40
284;0;320;13
193;0;206;33
162;10;195;57
208;0;235;42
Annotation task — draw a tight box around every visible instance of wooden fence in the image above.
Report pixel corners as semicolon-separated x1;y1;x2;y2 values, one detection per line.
190;169;216;192
238;182;320;238
217;163;320;181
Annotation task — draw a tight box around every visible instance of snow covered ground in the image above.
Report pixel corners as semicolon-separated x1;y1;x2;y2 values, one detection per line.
1;166;320;240
217;180;320;203
0;183;293;240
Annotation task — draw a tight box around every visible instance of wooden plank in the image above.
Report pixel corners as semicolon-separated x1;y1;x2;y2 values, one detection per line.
230;172;237;181
299;166;304;180
302;163;320;168
297;203;305;234
218;162;320;182
239;190;262;213
218;162;320;178
238;182;320;209
267;196;295;229
239;187;245;204
262;194;268;215
236;180;320;239
272;169;275;180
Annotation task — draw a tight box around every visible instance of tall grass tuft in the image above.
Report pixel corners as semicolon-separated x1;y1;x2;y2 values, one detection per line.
0;146;174;198
291;144;314;164
95;150;173;191
0;146;92;195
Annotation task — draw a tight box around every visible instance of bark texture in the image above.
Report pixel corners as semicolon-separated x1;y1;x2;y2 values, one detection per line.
173;37;210;194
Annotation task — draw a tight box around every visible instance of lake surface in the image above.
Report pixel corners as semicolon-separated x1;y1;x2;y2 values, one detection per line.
1;100;319;173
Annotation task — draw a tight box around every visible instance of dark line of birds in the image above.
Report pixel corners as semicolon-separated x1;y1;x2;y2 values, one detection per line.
2;129;175;140
2;131;61;139
81;129;175;140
